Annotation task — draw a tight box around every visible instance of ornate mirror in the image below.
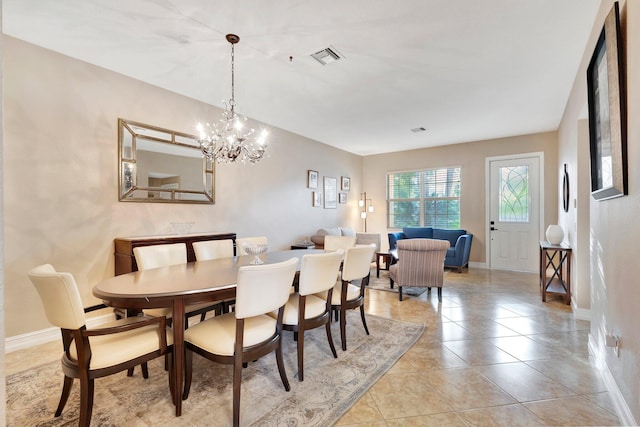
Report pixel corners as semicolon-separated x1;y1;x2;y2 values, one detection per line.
118;118;214;204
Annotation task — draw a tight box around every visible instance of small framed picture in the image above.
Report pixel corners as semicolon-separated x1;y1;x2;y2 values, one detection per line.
339;192;347;204
312;191;322;207
308;170;319;189
341;176;350;191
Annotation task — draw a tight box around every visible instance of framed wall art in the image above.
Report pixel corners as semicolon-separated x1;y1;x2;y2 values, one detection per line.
339;192;347;204
308;170;319;189
312;191;322;207
324;177;337;209
586;1;627;201
341;176;350;191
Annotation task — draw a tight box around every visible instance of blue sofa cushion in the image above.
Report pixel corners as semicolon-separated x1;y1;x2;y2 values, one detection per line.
433;229;466;247
402;227;433;239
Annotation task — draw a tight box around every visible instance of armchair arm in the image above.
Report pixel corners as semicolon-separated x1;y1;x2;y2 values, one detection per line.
83;315;167;336
83;315;169;353
387;232;406;251
449;234;473;266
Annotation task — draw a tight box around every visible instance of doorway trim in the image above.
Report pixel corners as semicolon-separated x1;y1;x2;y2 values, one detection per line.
485;151;545;270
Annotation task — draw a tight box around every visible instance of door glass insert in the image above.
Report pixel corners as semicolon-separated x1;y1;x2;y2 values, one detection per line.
498;165;529;222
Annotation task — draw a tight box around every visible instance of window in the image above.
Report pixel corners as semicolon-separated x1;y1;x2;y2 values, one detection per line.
387;167;461;229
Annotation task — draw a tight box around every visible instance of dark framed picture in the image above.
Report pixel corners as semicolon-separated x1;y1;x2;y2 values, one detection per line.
308;170;319;189
339;192;347;204
324;177;337;209
586;1;627;201
341;176;350;191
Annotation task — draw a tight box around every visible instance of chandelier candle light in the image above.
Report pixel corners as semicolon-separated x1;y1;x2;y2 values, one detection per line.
197;34;268;164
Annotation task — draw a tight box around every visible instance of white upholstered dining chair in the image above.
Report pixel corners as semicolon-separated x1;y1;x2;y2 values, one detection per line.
279;250;343;381
183;257;298;427
323;235;357;252
235;236;268;255
324;244;377;351
192;239;234;261
133;243;222;321
27;264;171;427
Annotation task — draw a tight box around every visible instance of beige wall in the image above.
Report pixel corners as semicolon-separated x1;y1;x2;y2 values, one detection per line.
2;36;363;337
559;0;639;423
362;132;559;264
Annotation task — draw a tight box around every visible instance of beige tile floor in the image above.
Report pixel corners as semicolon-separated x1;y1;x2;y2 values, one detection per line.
5;268;622;426
336;268;621;426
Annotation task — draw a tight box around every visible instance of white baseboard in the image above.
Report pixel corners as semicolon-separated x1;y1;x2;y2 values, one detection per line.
571;304;591;321
588;334;637;426
5;313;115;353
469;261;487;269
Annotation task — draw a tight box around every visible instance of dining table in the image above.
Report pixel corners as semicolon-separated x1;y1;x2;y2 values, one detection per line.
92;249;323;417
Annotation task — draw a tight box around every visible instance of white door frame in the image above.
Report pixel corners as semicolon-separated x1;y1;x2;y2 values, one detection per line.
485;151;545;270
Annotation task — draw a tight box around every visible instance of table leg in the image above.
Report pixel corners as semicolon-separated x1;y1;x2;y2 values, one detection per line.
376;254;381;278
172;299;185;416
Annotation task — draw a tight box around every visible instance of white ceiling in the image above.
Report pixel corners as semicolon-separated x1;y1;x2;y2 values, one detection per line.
3;0;600;156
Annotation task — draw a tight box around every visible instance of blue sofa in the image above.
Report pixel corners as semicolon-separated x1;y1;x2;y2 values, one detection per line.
388;227;473;272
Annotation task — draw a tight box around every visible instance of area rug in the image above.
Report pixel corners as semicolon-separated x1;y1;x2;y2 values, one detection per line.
6;311;423;426
367;270;429;297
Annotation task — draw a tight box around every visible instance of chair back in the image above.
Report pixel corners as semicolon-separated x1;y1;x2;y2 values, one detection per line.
193;239;234;261
342;244;376;281
133;243;186;270
236;236;268;255
235;258;298;319
298;250;344;296
324;235;357;252
28;264;85;330
395;238;449;286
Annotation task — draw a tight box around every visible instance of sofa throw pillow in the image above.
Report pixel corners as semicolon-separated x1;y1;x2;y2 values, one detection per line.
317;227;342;237
340;227;356;237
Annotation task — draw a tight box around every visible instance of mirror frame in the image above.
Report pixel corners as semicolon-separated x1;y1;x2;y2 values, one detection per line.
118;118;215;204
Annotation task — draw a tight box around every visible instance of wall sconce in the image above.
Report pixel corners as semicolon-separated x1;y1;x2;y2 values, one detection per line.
359;192;374;232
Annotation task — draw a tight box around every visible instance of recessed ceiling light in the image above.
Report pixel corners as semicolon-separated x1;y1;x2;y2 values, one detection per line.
410;127;426;133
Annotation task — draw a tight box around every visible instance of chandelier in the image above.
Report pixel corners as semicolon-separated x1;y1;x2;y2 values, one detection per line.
197;34;268;164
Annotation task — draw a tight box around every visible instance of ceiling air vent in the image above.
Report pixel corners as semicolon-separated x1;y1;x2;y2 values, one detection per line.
411;127;427;133
310;46;344;65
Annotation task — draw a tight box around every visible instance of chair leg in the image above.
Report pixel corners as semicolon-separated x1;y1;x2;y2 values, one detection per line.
297;329;305;381
399;286;403;301
141;362;149;379
78;373;94;427
276;339;291;391
183;349;193;401
325;319;338;359
233;353;244;427
340;308;348;351
437;287;442;302
390;278;394;289
55;375;74;417
127;367;134;377
359;305;370;335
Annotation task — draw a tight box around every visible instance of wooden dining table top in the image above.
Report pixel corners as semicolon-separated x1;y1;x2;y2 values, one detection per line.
93;249;323;303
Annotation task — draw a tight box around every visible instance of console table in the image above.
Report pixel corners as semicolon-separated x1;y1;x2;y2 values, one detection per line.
114;232;236;275
539;241;572;304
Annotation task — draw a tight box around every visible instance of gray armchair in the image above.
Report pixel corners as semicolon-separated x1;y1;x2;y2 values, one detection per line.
389;238;450;301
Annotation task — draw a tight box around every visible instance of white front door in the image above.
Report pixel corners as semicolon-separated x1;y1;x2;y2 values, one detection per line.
488;155;542;272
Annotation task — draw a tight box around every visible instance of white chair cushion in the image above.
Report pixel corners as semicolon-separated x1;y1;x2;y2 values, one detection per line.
329;282;361;305
184;312;276;356
69;317;172;370
279;293;327;325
